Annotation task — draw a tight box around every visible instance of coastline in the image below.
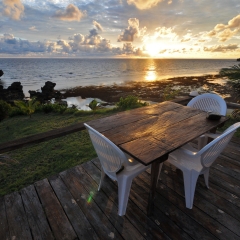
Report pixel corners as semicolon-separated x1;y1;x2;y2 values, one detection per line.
61;74;238;104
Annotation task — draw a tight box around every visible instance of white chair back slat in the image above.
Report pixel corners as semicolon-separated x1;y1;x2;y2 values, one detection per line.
198;122;240;168
85;124;125;174
187;93;227;116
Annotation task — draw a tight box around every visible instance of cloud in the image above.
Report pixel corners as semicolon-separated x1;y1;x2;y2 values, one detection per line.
127;0;164;10
206;14;240;42
203;44;239;52
93;21;103;32
53;4;86;22
3;0;24;20
29;26;37;31
118;18;141;42
0;33;57;54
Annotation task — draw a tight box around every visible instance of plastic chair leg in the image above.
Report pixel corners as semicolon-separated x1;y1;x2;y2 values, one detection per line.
203;168;210;189
182;170;199;209
117;176;133;216
98;166;106;191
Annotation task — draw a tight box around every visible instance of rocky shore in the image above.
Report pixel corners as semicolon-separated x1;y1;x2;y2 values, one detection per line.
61;74;238;104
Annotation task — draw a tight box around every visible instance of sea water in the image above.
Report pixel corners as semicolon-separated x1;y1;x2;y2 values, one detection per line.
0;58;236;96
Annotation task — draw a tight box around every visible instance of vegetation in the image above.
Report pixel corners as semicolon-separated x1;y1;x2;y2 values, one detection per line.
0;108;121;196
220;64;240;99
0;95;148;195
116;95;148;110
14;98;40;118
0;94;239;196
0;100;11;121
162;85;181;101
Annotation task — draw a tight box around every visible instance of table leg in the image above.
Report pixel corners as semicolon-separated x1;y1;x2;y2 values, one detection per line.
147;156;167;216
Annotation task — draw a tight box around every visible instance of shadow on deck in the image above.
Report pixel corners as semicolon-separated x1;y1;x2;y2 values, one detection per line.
1;137;240;240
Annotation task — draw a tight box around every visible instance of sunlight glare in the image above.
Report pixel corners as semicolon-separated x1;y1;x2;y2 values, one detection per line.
145;43;161;57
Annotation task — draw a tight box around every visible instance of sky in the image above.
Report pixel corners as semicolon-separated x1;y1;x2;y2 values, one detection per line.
0;0;240;58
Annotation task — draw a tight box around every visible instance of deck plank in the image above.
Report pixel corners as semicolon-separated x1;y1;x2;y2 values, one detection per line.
84;160;173;240
20;185;54;240
90;158;193;240
155;165;240;239
34;178;77;240
4;191;32;240
72;164;146;240
1;138;240;240
60;167;124;240
49;175;99;240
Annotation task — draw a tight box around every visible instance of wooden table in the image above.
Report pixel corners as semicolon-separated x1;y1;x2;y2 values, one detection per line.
86;101;228;215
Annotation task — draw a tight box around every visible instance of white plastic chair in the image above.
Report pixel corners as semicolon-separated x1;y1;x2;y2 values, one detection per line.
187;93;227;115
162;122;240;209
187;93;227;149
84;123;149;216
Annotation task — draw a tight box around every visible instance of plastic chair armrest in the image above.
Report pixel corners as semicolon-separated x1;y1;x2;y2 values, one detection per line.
203;133;221;139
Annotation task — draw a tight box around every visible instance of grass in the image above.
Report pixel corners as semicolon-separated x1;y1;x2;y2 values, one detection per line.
0;108;120;196
0;106;240;196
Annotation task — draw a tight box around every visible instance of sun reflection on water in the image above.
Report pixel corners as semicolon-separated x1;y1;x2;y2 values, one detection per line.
144;60;158;81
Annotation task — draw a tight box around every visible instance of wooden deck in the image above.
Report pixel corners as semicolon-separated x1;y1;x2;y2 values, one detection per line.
0;138;240;240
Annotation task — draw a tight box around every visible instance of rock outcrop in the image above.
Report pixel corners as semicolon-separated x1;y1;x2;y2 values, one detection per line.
29;81;62;102
0;82;25;102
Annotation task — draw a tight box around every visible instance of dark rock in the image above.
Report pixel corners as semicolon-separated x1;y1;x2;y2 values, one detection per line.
0;82;24;102
29;81;62;103
0;70;3;77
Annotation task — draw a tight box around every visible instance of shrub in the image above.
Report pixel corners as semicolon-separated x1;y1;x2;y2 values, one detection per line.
162;85;181;101
116;95;148;110
0;100;11;121
14;98;40;118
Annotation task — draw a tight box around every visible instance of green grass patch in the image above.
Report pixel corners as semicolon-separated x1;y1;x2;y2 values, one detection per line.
0;108;120;196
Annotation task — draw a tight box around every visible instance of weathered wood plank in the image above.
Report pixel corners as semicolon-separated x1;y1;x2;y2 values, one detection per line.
90;158;193;240
60;167;124;240
34;178;77;240
87;101;183;132
82;160;170;240
4;191;32;240
133;171;218;240
141;168;239;240
103;106;204;146
0;197;10;240
20;185;54;240
71;164;145;240
210;168;240;198
157;164;240;238
0;122;85;154
49;175;99;240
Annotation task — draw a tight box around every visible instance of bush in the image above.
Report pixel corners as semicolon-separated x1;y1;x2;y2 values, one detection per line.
116;95;148;110
0;100;11;121
162;85;181;101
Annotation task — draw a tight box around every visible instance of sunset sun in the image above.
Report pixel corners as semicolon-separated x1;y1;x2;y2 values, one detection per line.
145;42;162;57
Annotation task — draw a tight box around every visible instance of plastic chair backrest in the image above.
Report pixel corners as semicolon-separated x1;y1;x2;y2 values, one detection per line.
84;123;126;174
197;122;240;167
187;93;227;116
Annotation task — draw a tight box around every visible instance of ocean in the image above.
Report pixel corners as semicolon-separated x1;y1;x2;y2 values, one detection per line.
0;58;236;96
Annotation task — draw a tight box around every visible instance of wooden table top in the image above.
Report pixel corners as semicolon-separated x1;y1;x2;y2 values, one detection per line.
87;101;228;166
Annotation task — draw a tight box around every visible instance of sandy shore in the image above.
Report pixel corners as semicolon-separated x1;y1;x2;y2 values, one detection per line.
61;74;238;104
